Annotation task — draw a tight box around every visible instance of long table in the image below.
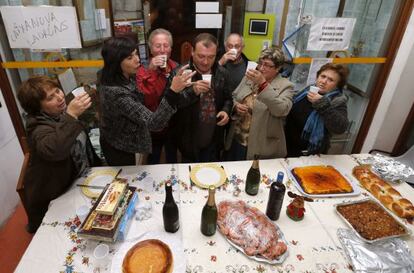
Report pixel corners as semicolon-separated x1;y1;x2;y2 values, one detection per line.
15;155;414;273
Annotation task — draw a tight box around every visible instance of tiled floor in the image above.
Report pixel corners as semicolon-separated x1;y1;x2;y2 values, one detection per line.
0;203;33;273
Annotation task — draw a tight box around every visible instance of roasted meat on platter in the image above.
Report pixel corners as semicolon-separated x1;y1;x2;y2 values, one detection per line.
217;200;287;260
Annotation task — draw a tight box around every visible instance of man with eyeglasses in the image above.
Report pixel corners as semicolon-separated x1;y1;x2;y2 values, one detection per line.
174;33;232;162
218;33;249;92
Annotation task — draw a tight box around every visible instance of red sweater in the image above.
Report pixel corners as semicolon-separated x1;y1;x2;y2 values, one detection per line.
136;59;178;112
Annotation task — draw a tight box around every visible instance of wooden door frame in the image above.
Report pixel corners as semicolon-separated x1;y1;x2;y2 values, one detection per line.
352;1;414;153
0;55;26;152
392;103;414;156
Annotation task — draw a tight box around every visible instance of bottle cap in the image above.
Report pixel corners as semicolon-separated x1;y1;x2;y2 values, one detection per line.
277;171;284;183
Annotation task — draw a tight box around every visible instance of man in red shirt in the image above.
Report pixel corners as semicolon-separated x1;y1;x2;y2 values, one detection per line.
136;28;179;164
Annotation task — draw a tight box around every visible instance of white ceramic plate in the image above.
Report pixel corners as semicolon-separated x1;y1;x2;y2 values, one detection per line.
80;169;118;198
190;163;227;189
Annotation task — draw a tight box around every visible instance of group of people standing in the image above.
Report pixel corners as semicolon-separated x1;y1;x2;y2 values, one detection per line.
16;29;350;232
100;30;350;164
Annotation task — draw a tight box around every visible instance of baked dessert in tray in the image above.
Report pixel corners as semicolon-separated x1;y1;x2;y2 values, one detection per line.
336;199;408;241
353;165;414;219
122;239;173;273
291;165;353;194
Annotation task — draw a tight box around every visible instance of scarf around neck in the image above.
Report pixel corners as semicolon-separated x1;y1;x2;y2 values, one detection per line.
293;86;341;153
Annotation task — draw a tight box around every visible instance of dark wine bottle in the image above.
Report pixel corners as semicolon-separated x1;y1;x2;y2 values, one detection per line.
245;155;261;195
163;182;180;233
266;171;286;220
200;186;218;236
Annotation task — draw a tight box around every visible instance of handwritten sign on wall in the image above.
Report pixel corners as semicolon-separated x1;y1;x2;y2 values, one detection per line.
307;17;356;51
0;6;81;49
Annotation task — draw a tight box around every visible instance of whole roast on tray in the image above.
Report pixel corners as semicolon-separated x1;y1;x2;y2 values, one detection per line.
217;200;287;261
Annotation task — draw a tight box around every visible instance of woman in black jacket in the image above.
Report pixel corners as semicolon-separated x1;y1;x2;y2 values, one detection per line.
17;75;100;233
285;63;350;157
98;37;194;166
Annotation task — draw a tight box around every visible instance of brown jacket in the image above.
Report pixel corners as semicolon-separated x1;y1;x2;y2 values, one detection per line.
24;113;99;227
225;75;294;159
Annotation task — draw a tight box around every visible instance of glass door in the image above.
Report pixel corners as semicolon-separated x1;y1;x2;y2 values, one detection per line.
277;0;403;154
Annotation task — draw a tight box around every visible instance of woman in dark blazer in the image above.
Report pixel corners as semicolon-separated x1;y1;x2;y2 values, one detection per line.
17;75;100;233
98;37;194;166
285;63;350;157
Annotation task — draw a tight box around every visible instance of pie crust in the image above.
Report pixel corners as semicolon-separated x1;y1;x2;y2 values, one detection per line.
122;239;173;273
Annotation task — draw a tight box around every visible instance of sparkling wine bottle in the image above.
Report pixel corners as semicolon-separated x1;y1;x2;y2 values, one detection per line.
200;186;218;236
245;155;261;195
163;182;179;233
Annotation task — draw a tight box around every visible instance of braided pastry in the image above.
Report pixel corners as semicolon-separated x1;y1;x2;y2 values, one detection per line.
353;165;414;219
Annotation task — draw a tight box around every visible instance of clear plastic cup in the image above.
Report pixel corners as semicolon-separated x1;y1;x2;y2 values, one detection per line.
183;69;193;83
159;55;167;68
72;87;86;97
202;74;212;87
247;61;258;71
309;86;320;93
229;48;238;56
94;243;110;269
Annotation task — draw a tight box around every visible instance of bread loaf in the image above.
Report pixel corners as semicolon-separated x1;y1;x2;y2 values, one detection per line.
353;165;414;219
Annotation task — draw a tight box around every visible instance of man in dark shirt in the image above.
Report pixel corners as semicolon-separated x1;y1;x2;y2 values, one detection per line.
175;33;233;162
218;33;249;92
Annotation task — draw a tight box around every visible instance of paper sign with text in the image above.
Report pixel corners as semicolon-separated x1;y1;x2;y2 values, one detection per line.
0;6;81;49
307;17;356;51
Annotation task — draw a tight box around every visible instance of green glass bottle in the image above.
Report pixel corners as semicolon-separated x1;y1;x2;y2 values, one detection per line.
200;186;218;236
245;155;261;195
163;182;180;233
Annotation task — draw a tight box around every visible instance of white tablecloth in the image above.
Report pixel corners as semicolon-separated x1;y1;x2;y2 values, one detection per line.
14;155;414;273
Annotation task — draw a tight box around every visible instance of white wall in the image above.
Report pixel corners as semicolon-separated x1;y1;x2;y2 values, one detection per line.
0;88;23;226
362;8;414;153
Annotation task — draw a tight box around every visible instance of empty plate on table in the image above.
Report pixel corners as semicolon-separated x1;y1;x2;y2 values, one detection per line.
80;169;118;198
190;163;227;188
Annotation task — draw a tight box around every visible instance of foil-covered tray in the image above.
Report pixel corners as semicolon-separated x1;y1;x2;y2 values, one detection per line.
334;198;411;243
356;154;414;184
337;228;414;273
223;224;289;264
